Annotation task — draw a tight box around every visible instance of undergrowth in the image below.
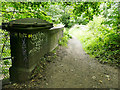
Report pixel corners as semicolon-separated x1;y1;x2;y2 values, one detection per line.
70;16;120;66
58;28;72;46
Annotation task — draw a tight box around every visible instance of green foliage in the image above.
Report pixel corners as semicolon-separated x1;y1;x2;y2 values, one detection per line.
99;2;119;29
45;3;64;24
60;13;70;27
73;2;101;25
76;15;89;25
59;28;72;46
4;60;10;65
45;2;74;27
70;14;120;66
2;2;52;23
0;30;11;59
60;5;74;28
1;59;12;79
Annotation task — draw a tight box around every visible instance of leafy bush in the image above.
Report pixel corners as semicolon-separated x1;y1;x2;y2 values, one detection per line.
45;4;64;24
99;2;119;29
2;2;52;23
60;13;70;27
70;15;120;66
59;28;72;46
73;2;101;25
86;15;119;64
76;15;89;25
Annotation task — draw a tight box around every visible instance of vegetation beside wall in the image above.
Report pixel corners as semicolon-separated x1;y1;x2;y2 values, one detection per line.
70;15;120;66
58;28;72;46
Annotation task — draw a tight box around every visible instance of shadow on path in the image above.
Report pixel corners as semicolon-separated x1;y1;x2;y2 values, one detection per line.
40;35;118;88
2;35;119;89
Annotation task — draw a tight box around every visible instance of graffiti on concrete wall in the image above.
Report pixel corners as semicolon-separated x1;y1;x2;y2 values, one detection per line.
29;32;47;55
21;33;28;65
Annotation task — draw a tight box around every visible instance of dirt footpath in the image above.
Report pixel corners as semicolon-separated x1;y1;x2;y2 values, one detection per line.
39;35;119;88
2;35;119;89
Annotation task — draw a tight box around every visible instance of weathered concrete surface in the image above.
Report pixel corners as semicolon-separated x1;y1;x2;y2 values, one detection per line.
9;27;63;82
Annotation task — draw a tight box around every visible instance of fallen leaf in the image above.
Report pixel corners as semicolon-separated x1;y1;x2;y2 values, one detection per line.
46;83;48;85
75;59;77;60
105;75;110;78
13;83;17;86
80;84;82;86
31;79;35;82
99;80;103;83
92;76;96;79
60;64;63;67
105;75;110;81
107;78;110;81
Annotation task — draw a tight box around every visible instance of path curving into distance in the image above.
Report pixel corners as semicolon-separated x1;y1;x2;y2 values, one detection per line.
40;35;118;88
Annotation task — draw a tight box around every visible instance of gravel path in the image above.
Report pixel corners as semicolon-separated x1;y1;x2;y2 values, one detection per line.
39;35;118;88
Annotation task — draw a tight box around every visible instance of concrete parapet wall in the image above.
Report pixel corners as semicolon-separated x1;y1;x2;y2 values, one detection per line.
9;26;63;82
